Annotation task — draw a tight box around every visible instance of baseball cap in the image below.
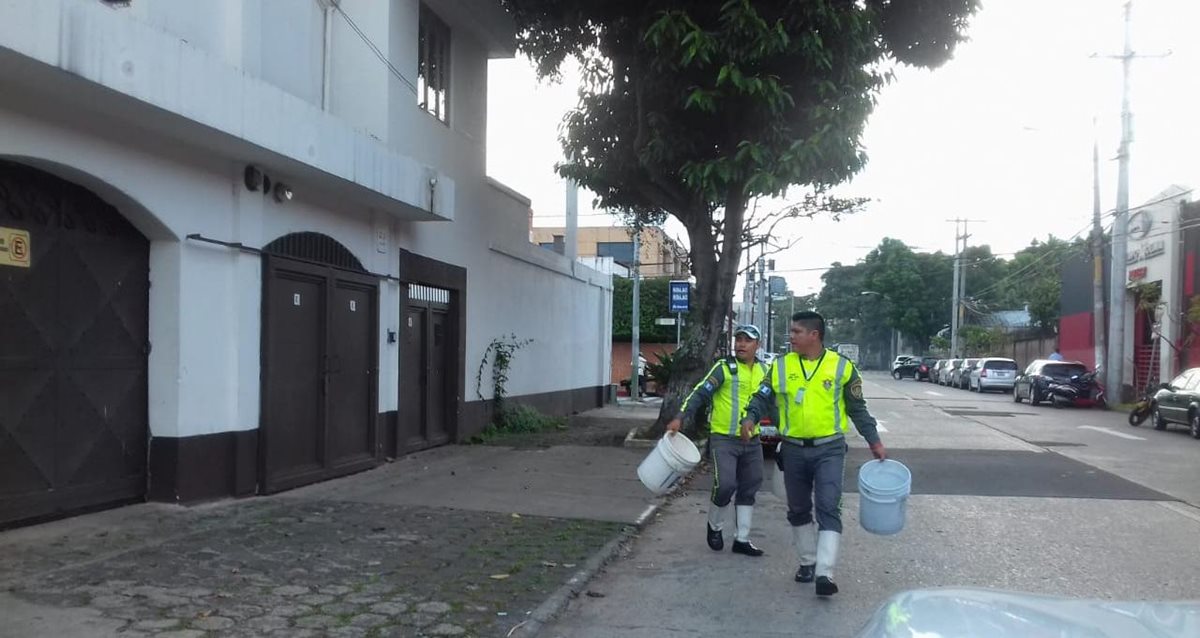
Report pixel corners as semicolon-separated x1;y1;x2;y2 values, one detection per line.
733;324;761;340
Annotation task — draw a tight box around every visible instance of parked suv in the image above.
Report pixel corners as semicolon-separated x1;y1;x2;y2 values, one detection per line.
970;357;1019;393
1014;360;1090;405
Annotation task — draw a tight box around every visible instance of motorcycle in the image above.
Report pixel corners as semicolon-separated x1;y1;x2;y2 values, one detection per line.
1128;386;1156;426
1046;370;1107;409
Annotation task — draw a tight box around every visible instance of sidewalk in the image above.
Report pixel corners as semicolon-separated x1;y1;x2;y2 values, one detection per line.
0;405;662;638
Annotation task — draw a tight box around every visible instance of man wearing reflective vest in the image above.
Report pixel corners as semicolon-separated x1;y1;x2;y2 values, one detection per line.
667;324;769;557
742;311;887;596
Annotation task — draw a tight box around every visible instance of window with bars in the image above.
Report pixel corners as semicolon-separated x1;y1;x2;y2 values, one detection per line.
417;4;450;123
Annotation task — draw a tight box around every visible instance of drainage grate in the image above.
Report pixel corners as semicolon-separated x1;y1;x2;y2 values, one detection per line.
1028;441;1087;448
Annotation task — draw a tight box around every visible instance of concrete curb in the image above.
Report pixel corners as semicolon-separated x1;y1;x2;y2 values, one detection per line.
505;502;662;638
506;462;708;638
623;427;704;451
623;426;657;449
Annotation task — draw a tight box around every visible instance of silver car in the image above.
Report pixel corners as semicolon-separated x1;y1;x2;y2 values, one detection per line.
970;357;1019;392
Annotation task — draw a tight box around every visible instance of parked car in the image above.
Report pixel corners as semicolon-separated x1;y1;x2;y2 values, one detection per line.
892;356;921;380
953;358;979;389
969;357;1019;393
916;356;939;382
939;359;962;385
891;355;916;371
929;359;948;383
1151;368;1200;438
1013;360;1090;406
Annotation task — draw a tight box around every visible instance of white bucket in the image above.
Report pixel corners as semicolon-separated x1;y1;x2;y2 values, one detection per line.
637;433;701;495
770;464;787;501
857;459;912;536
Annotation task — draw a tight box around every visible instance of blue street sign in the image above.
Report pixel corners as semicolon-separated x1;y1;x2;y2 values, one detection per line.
669;280;690;314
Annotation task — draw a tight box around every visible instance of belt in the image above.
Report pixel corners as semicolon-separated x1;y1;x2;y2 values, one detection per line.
783;434;844;448
709;433;761;442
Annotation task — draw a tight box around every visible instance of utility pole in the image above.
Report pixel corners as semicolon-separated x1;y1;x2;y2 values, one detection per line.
950;225;962;358
1106;0;1134;400
948;219;985;357
630;229;641;401
1104;1;1152;400
1092;128;1108;373
757;254;767;333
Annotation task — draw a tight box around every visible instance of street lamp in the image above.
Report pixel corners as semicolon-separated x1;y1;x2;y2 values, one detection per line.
860;291;900;366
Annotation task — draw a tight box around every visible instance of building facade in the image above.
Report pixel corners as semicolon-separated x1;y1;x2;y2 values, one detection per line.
1059;185;1193;396
530;225;688;278
0;0;611;526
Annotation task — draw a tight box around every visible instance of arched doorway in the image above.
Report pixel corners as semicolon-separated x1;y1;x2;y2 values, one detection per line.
260;232;379;493
0;160;149;526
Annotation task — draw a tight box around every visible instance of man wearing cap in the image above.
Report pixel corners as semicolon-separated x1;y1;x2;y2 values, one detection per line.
742;310;886;596
667;325;769;557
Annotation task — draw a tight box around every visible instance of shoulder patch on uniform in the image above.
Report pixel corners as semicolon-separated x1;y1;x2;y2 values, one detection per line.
849;380;864;400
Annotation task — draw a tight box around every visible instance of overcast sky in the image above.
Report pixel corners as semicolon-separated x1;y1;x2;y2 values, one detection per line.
486;0;1200;298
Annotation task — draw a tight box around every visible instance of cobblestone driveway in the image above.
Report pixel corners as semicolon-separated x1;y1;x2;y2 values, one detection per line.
1;499;621;637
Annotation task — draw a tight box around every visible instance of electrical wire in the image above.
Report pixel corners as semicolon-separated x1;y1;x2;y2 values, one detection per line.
329;1;419;94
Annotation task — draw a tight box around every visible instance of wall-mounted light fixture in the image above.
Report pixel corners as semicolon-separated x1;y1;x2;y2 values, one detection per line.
273;182;293;203
244;165;264;192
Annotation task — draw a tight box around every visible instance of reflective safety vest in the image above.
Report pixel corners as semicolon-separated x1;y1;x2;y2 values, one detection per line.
770;350;852;440
693;358;769;437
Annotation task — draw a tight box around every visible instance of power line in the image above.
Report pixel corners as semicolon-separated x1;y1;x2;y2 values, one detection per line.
329;0;419;94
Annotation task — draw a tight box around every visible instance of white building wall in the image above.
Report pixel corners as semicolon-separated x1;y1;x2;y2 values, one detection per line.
0;0;610;449
1121;186;1191;386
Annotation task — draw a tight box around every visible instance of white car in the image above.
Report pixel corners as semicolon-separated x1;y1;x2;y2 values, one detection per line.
969;357;1019;393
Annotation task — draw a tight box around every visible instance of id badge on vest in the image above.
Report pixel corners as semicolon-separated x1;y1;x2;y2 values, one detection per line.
793;387;805;405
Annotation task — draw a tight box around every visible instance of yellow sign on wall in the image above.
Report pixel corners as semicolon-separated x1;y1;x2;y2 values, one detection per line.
0;227;31;268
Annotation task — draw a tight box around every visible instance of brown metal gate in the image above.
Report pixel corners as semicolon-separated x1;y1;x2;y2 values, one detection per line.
260;236;379;493
0;161;149;526
399;284;452;450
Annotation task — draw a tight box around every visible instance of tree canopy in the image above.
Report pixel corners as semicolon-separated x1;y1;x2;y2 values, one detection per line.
503;0;979;432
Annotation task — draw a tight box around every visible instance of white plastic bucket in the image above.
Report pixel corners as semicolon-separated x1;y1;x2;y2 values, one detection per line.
857;459;912;536
637;433;701;495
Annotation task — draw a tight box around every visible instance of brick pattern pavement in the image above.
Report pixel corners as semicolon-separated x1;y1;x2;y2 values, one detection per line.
1;499;621;637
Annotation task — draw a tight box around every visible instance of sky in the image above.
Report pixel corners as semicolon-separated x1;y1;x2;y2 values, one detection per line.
485;0;1200;299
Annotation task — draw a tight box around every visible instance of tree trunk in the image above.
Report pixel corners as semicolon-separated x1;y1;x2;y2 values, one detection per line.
643;193;748;439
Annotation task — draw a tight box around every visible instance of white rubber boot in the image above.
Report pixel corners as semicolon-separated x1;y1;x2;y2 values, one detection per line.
735;506;754;542
793;523;817;564
792;523;817;583
815;530;841;596
707;503;730;532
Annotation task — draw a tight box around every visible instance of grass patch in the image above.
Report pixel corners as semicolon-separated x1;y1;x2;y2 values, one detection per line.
470;405;567;443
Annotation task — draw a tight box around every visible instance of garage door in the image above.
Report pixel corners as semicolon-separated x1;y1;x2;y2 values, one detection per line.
0;161;149;527
260;233;379;493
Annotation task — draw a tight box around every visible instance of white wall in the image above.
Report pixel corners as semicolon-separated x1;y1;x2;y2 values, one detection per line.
0;0;610;446
1121;187;1192;384
256;0;326;105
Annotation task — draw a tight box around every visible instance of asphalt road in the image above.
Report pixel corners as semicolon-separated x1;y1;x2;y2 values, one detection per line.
543;373;1200;638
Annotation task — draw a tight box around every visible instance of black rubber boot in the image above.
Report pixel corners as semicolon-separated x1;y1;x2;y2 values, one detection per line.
815;576;839;597
731;540;764;557
706;523;724;551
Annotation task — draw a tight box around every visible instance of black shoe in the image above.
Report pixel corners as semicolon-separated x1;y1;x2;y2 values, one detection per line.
706;524;724;551
794;564;815;583
730;540;764;557
815;576;839;597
